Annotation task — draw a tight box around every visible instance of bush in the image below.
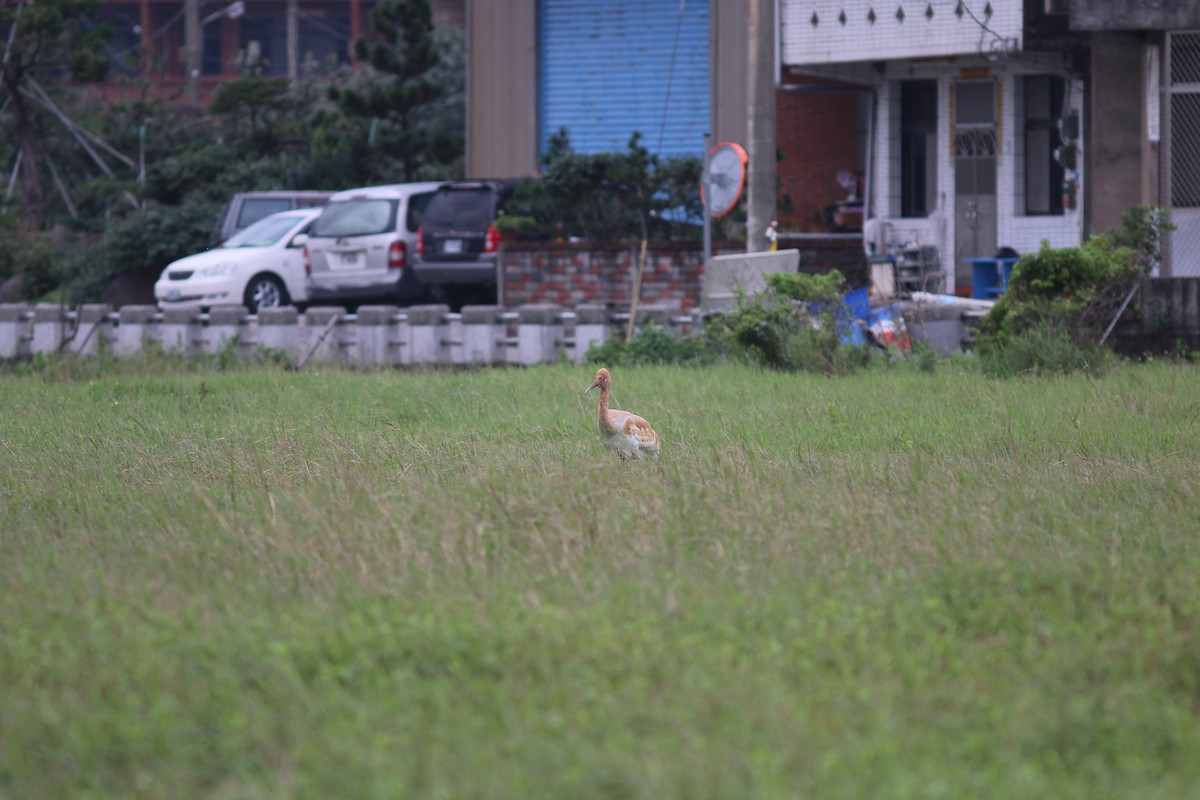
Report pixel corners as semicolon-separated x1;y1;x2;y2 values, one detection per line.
585;323;715;367
703;269;871;375
975;208;1172;376
978;317;1115;377
499;130;710;243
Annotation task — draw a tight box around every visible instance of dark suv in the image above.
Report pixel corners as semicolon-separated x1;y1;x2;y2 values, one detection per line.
413;181;517;290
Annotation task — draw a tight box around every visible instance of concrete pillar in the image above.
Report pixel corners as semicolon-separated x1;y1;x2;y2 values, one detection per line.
746;0;777;253
73;304;113;357
517;304;564;365
205;305;248;356
406;304;449;365
258;306;301;362
31;303;69;355
573;304;610;362
356;305;400;367
0;303;31;359
160;307;200;355
461;305;503;365
116;305;158;357
303;307;347;365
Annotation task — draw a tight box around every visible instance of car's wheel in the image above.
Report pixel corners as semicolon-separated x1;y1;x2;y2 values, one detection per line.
244;274;288;312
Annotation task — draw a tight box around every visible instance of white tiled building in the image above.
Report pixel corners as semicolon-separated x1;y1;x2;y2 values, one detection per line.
780;0;1084;292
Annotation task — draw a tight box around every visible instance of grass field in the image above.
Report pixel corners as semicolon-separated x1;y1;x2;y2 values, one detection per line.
2;356;1200;799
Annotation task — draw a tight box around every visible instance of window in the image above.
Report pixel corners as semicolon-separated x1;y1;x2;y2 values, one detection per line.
901;80;938;217
1024;75;1065;215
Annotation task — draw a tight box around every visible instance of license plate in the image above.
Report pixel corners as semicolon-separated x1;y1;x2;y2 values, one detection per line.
442;239;463;255
167;289;180;300
333;252;361;270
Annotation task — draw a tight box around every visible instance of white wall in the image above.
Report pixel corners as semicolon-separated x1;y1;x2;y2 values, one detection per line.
781;0;1022;65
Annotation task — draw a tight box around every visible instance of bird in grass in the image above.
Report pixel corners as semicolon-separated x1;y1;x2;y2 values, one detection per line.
584;367;661;460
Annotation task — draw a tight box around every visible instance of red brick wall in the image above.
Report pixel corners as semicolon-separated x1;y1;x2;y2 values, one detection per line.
775;78;863;233
499;242;725;311
500;238;867;310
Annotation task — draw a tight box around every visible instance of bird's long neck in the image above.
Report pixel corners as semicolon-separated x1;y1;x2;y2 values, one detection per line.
595;385;614;432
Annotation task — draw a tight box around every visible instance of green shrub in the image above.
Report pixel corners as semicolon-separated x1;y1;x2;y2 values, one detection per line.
703;269;870;375
585;323;716;367
975;209;1171;376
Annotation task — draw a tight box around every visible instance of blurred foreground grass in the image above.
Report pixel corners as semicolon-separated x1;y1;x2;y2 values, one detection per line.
2;359;1199;799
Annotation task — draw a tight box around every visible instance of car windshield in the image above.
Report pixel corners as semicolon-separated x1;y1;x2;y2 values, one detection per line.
222;214;304;248
236;198;293;229
311;199;398;237
422;189;496;230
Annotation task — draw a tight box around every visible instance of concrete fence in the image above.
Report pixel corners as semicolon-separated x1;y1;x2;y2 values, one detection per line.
0;302;694;367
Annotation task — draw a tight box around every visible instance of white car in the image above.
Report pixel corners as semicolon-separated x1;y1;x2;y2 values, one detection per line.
155;207;321;312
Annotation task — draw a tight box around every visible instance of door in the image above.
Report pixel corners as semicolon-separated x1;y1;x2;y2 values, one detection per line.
953;81;998;292
1166;32;1200;276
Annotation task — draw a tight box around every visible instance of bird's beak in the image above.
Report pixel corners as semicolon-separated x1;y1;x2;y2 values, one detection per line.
585;380;598;394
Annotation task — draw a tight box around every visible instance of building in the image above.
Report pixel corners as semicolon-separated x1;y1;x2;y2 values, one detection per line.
92;0;463;103
779;0;1091;292
1068;0;1200;277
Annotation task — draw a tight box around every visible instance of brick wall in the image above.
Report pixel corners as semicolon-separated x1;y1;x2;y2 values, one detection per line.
499;237;868;311
775;78;863;233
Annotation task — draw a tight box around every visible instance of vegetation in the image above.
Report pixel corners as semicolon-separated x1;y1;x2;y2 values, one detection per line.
329;0;465;182
978;206;1175;376
703;269;872;373
497;131;719;243
0;0;112;228
0;0;464;305
585;321;717;367
2;360;1200;798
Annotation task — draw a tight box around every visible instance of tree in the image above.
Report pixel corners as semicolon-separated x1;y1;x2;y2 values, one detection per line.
329;0;463;182
0;0;111;228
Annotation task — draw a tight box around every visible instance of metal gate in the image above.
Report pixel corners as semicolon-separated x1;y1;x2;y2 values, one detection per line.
1165;32;1200;276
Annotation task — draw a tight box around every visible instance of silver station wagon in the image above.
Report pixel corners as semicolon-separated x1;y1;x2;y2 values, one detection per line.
304;182;443;307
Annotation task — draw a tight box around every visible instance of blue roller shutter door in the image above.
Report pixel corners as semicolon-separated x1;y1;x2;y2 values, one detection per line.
539;0;710;158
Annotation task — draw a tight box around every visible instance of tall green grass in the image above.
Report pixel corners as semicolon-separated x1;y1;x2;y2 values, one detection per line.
2;358;1199;799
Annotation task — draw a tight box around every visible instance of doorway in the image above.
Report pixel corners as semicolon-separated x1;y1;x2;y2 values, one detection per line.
953;81;998;292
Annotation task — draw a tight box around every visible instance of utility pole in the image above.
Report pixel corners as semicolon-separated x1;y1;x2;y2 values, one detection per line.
184;0;201;105
287;0;299;80
745;0;776;252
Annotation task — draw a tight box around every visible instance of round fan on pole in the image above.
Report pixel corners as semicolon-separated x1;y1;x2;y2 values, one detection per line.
701;141;748;218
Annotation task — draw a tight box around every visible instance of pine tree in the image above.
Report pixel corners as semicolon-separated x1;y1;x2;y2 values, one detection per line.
329;0;462;182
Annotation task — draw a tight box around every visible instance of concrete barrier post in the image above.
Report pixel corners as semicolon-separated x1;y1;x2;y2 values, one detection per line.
31;304;69;355
258;306;300;362
461;305;503;365
73;304;113;357
517;304;564;365
0;303;31;359
302;307;347;365
444;312;465;365
116;305;158;357
356;305;400;367
160;307;199;355
634;303;672;331
406;304;449;365
205;305;248;356
573;304;609;362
